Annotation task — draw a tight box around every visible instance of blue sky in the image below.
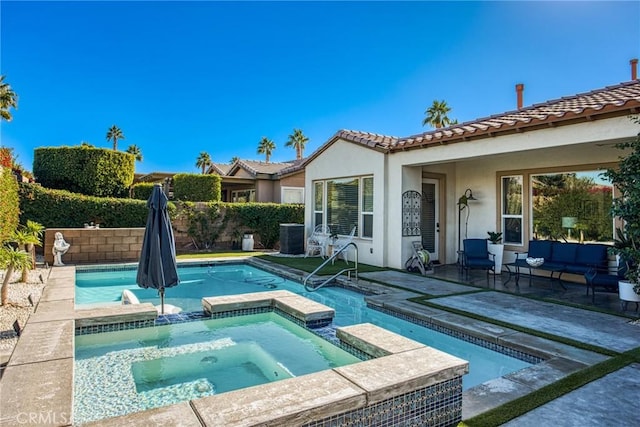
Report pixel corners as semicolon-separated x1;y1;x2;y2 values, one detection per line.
1;1;639;175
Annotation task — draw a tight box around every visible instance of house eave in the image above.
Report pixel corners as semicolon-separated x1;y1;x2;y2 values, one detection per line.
391;104;640;153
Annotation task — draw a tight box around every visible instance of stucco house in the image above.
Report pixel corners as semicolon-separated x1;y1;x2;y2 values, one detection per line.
208;159;305;203
303;61;640;270
134;158;305;204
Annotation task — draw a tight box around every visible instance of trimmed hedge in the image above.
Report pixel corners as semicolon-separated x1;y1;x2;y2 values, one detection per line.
0;167;20;242
173;173;221;202
131;182;155;200
18;182;176;228
18;182;302;249
33;146;134;197
227;202;304;248
174;202;304;249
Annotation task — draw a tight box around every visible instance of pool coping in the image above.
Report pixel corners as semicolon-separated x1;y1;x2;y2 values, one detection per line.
0;258;610;425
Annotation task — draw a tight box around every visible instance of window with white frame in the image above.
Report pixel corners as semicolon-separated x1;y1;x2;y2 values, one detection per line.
327;177;359;236
502;176;523;245
314;176;373;238
531;171;613;242
499;169;615;246
313;181;323;228
361;177;373;238
281;187;304;204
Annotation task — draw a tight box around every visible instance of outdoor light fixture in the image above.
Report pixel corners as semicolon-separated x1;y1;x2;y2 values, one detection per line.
457;189;477;266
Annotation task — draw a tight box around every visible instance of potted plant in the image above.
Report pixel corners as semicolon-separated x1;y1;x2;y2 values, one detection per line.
611;227;640;308
487;231;504;275
603;118;640;308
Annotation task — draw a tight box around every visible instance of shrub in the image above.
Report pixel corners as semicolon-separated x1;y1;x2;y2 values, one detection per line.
603;118;640;290
173;173;221;201
18;182;176;228
0;166;20;242
131;182;155;200
0;148;13;168
175;201;229;249
33;146;134;197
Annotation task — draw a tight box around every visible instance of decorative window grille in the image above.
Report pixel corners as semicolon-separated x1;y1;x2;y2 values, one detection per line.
402;190;422;236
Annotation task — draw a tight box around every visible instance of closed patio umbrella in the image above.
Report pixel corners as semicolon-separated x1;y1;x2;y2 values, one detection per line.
136;184;179;314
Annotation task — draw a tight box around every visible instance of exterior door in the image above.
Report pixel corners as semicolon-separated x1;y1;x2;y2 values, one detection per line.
421;179;440;263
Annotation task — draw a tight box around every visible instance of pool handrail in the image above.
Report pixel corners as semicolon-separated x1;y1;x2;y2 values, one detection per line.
303;242;358;292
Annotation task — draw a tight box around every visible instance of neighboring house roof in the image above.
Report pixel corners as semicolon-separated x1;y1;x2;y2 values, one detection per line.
209;162;232;175
134;171;176;183
313;80;640;158
226;159;302;178
239;160;294;175
133;158;305;185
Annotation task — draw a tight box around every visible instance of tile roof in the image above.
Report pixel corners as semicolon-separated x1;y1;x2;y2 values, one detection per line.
235;160;296;176
209;162;231;175
336;80;640;152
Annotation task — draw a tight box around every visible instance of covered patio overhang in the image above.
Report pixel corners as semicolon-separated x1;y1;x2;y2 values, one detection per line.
387;115;638;271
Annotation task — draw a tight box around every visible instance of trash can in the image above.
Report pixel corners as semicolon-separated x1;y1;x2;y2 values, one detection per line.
242;234;254;251
279;224;304;255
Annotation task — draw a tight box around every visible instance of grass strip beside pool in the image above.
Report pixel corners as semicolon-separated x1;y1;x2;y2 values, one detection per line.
257;254;386;274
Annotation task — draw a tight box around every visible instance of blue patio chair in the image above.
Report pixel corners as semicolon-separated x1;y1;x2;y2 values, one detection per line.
462;238;496;286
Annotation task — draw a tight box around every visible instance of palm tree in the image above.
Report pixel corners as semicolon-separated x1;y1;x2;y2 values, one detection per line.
12;227;41;282
0;75;18;122
286;128;309;160
106;125;125;150
257;137;276;163
422;100;456;128
0;246;31;306
229;156;239;164
126;144;143;162
22;220;44;271
195;151;212;174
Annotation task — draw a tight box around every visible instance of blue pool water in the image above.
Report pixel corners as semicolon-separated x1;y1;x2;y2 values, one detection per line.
75;312;361;423
75;263;532;390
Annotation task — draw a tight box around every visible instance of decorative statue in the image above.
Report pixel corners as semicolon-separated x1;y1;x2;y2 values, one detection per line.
52;232;70;266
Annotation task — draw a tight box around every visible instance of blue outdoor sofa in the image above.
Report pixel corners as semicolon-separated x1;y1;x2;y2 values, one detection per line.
513;240;611;291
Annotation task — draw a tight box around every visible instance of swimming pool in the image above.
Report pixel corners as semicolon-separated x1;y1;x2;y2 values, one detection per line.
75;262;533;389
75;312;361;423
76;264;287;311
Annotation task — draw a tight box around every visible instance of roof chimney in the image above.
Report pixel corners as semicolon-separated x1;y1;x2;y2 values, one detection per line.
516;83;524;109
631;58;638;81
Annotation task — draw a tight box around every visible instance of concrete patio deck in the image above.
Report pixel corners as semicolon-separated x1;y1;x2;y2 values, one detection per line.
357;265;640;424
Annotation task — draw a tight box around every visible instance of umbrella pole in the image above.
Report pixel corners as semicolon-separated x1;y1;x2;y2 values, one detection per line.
160;289;165;315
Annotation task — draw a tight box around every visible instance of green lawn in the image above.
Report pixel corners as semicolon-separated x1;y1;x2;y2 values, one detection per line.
176;250;386;275
256;254;387;275
176;251;264;259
